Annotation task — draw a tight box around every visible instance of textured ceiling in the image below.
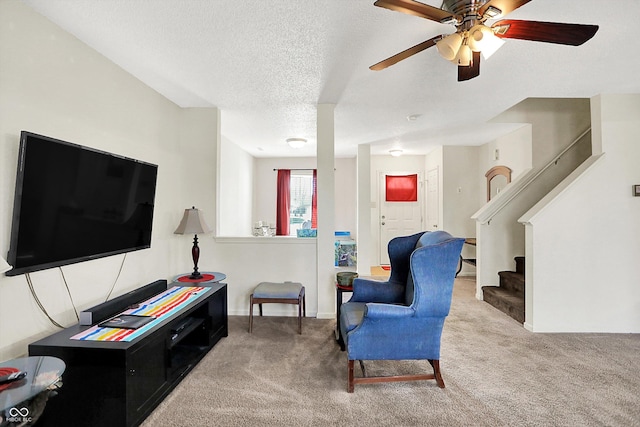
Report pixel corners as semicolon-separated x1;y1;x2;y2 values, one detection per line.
22;0;639;157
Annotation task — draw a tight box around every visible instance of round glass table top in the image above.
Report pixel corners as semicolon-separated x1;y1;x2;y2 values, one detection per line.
0;356;65;411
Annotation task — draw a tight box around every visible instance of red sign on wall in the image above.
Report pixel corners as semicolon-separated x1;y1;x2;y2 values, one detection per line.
385;174;418;202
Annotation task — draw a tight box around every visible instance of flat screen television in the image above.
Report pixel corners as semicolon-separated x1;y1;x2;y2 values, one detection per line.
6;131;158;276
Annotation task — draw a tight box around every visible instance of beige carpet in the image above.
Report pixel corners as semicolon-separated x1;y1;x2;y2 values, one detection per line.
142;277;640;426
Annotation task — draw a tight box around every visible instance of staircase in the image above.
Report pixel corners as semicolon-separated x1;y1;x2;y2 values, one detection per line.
482;257;525;323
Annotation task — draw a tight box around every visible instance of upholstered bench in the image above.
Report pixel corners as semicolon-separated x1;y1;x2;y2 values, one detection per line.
249;281;306;334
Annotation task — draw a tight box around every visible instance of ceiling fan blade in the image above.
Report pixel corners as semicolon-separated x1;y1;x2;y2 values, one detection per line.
374;0;454;23
458;52;481;82
478;0;533;18
492;19;599;46
370;36;441;71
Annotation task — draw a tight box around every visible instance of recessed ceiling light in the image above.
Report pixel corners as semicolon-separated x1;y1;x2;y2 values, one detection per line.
406;114;422;121
286;138;307;149
389;149;403;157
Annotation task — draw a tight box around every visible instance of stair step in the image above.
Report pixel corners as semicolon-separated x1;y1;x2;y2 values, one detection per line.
498;271;525;294
515;256;525;276
482;286;525;323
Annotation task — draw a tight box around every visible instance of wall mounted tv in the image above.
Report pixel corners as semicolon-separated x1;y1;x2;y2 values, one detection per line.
6;131;158;276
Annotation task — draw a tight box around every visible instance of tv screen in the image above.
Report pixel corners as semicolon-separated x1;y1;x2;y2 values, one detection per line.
6;131;158;276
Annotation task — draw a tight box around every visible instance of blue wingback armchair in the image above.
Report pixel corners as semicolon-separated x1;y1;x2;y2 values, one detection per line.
339;230;464;392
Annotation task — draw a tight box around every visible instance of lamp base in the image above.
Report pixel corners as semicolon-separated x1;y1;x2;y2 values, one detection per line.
189;271;203;280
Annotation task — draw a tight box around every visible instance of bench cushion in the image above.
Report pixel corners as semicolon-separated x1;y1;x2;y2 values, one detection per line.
253;281;303;299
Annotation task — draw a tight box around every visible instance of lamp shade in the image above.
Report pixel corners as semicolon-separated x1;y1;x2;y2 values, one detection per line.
436;33;463;61
468;25;505;59
174;207;211;235
0;256;12;274
454;44;472;66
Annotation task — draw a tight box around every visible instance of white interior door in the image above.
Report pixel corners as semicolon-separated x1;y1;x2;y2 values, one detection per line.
426;167;439;231
379;172;423;265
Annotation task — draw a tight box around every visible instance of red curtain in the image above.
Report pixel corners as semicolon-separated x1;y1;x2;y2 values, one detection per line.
276;169;290;236
385;174;418;202
311;169;317;229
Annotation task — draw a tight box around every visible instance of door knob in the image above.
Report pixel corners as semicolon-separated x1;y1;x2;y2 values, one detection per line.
381;222;386;225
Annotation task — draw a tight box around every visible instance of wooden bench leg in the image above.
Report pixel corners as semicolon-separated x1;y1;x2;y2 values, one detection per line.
298;295;302;334
249;294;254;333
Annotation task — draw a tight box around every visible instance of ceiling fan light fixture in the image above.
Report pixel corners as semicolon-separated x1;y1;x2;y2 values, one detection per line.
286;137;307;149
468;25;489;52
468;25;505;59
454;43;472;66
436;33;463;61
480;34;505;59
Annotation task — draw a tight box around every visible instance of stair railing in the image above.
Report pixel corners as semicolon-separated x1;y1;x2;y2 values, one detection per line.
472;127;591;225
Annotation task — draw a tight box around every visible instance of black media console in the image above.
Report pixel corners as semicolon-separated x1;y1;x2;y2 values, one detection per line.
29;281;228;427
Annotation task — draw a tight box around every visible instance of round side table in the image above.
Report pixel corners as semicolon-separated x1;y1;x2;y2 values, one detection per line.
172;271;226;285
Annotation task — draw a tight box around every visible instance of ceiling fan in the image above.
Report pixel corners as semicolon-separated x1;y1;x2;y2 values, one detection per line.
370;0;599;81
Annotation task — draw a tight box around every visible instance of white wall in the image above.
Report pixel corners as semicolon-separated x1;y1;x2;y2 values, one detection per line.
210;238;317;316
219;135;254;236
521;94;640;332
491;98;591;168
334;157;357;236
478;125;533;205
0;2;217;359
442;146;480;236
442;146;480;275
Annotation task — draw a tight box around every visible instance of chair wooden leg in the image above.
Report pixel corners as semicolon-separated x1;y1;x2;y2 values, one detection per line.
348;360;355;393
359;360;366;377
259;303;263;316
249;295;254;333
347;359;445;392
430;359;445;388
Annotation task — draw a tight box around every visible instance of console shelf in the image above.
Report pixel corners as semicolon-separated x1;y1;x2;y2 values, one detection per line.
29;282;227;427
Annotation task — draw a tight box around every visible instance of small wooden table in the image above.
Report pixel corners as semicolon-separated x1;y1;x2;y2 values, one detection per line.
456;238;476;277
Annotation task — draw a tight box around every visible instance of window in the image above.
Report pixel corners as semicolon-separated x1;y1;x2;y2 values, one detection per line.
276;169;317;236
289;171;313;236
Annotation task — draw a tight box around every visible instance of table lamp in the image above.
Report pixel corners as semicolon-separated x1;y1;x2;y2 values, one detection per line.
0;255;12;274
174;207;211;280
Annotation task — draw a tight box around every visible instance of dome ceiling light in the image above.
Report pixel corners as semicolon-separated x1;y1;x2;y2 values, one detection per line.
286;138;307;149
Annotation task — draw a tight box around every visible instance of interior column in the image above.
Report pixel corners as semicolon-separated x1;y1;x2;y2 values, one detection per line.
316;103;335;319
356;144;372;277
